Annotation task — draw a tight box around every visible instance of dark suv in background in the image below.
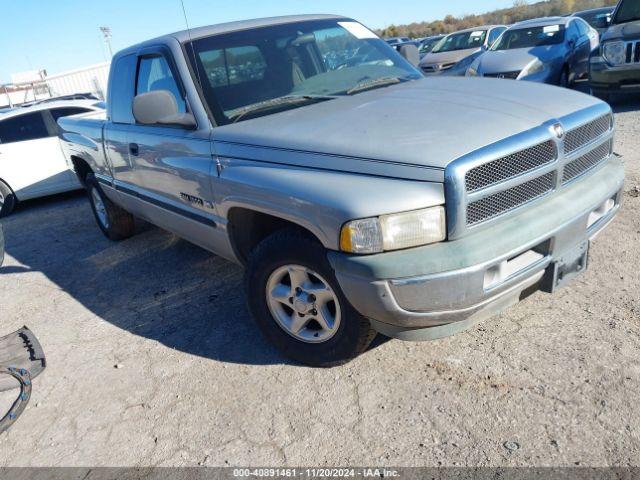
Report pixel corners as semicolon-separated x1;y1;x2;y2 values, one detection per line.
589;0;640;101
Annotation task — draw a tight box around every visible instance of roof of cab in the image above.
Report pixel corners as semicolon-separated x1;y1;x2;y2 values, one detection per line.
117;14;348;56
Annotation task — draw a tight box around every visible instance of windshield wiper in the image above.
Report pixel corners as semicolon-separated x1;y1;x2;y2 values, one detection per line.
346;76;404;95
229;95;333;124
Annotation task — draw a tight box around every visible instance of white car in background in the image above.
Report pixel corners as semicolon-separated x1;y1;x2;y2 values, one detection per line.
0;99;104;216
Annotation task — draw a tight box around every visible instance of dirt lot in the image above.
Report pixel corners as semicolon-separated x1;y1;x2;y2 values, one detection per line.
1;94;639;468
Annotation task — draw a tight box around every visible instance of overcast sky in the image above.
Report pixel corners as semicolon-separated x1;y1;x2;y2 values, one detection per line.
0;0;524;83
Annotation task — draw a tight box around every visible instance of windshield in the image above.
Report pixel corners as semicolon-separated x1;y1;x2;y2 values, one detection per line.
491;25;565;50
187;19;420;124
419;37;442;54
432;30;487;53
613;0;640;24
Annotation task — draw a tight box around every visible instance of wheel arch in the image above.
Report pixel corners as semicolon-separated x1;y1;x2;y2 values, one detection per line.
227;207;328;265
69;155;93;187
0;176;17;200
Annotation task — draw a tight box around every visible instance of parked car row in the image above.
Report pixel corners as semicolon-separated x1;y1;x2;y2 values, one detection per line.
385;0;639;100
467;16;599;86
416;16;598;88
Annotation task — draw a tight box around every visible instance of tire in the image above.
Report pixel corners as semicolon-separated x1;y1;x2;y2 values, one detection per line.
86;174;135;241
245;228;377;367
0;180;16;218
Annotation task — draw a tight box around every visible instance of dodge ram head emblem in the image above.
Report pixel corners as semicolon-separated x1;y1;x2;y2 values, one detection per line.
551;123;565;139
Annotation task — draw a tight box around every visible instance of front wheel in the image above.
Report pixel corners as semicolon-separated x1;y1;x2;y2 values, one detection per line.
245;228;377;367
86;174;135;241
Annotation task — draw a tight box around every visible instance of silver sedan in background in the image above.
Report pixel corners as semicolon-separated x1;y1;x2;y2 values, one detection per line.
419;25;507;75
466;16;599;86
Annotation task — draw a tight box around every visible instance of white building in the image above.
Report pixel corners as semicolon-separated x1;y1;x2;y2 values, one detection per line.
1;62;110;108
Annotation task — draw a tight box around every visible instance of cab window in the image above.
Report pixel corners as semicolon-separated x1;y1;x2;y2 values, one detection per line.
136;55;186;113
200;46;268;88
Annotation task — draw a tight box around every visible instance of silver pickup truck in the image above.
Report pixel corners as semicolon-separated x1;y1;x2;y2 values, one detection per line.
59;15;624;367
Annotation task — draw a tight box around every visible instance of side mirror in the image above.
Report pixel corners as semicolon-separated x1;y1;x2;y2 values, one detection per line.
398;44;420;67
132;90;196;128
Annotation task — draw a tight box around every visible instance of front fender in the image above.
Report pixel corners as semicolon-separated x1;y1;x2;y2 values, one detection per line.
215;159;445;250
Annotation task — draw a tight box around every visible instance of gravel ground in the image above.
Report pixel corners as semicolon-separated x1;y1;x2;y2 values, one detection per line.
0;94;639;468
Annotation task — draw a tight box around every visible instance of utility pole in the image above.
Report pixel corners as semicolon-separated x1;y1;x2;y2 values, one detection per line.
100;26;113;58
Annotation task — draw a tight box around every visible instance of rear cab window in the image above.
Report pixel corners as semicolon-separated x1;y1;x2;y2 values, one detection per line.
201;46;268;88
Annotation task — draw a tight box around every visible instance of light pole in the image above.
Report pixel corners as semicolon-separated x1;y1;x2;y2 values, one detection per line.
100;26;113;58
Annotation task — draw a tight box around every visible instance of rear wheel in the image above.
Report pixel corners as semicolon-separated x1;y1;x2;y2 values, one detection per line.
0;180;16;218
86;174;135;241
245;228;377;367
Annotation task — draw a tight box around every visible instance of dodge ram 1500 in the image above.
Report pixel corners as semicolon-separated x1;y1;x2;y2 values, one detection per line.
59;15;624;366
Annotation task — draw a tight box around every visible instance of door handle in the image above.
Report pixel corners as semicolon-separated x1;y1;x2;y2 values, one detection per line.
129;143;139;156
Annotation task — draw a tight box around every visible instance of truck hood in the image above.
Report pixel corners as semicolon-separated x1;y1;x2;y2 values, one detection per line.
213;77;602;178
476;47;561;73
602;21;640;41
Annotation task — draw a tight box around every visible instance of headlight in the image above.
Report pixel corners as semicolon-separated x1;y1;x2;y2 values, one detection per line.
340;207;446;254
603;41;626;66
521;59;544;77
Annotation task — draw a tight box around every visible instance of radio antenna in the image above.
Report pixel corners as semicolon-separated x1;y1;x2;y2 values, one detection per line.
179;0;204;90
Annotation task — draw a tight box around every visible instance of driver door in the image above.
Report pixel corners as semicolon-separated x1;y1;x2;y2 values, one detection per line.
126;47;218;252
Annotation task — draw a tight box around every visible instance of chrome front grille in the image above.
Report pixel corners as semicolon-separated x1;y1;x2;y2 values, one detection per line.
564;114;612;154
466;172;556;226
446;105;615;238
562;140;612;184
465;140;556;192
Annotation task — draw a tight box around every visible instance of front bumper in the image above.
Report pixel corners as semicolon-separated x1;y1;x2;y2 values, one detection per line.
328;157;624;340
590;58;640;93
